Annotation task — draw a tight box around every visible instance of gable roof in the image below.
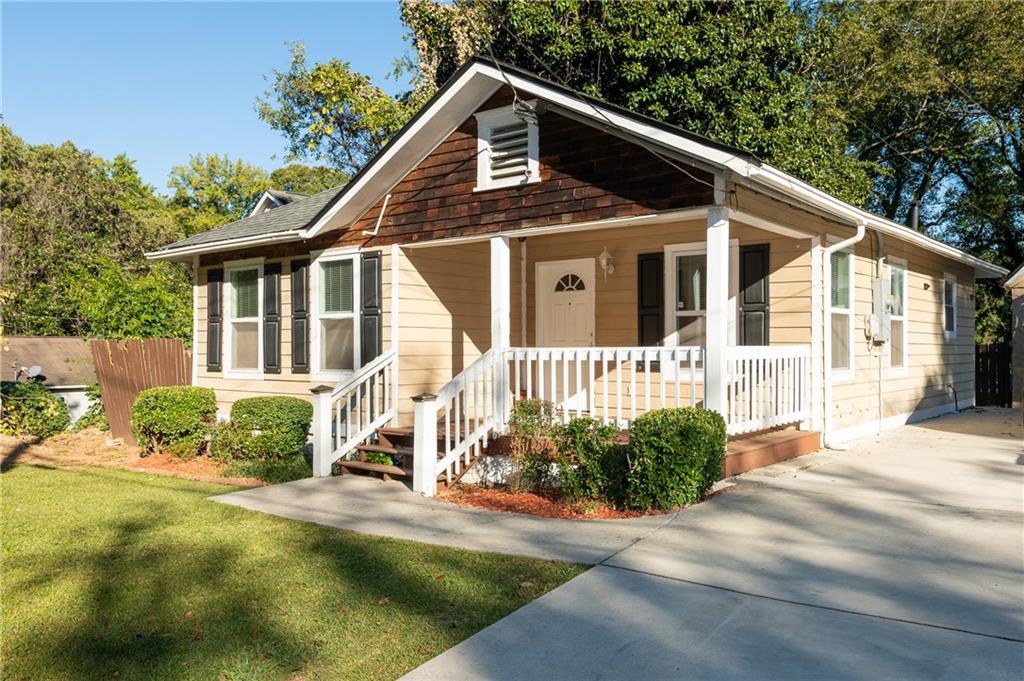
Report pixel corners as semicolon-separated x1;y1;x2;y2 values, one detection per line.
147;56;1007;279
148;185;345;258
2;336;95;387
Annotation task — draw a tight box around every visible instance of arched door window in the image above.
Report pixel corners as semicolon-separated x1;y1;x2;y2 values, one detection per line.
554;273;586;292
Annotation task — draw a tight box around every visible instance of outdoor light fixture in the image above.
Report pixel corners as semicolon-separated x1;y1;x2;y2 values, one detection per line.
598;247;615;281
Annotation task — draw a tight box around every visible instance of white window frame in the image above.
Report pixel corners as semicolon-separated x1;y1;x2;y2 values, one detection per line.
943;273;957;340
662;240;739;379
474;102;540;192
311;247;362;382
887;257;908;375
828;247;855;382
223;257;264;380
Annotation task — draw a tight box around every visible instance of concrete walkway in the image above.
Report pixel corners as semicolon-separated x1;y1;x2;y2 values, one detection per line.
215;408;1024;679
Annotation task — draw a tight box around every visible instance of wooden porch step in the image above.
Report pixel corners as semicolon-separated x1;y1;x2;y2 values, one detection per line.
337;459;412;479
725;429;821;477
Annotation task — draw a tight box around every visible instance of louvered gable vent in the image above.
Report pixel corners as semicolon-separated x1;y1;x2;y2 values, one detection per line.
475;103;540;190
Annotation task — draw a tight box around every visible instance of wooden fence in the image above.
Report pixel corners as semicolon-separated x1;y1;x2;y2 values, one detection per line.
976;342;1011;407
90;339;192;444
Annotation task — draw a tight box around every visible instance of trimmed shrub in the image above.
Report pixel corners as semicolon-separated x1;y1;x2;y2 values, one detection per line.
625;407;727;511
0;380;70;438
131;386;216;458
229;396;312;460
551;417;622;503
209;420;255;461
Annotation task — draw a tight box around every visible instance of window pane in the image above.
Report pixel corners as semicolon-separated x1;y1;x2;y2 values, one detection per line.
830;251;850;309
890;267;905;317
675;315;706;347
891;319;904;368
322;317;354;371
831;313;850;370
675;254;706;312
322;260;354;314
232;321;258;370
945;304;955;332
231;269;259;318
944;281;955;332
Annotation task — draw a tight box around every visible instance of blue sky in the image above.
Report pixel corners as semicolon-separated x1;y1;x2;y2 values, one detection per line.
2;1;410;192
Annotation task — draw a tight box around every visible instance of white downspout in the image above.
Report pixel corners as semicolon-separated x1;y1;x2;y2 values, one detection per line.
823;222;867;447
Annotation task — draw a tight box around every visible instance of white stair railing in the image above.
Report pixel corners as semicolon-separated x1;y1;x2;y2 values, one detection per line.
724;345;810;435
412;349;503;496
312;350;397;476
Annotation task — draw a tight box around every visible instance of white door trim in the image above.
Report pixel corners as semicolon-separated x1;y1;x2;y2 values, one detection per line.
535;258;596;346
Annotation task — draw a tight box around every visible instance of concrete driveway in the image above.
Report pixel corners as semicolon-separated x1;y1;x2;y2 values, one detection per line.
401;408;1024;680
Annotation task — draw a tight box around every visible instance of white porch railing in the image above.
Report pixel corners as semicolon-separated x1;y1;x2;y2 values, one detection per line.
409;344;811;495
412;348;504;496
724;345;810;435
507;346;704;426
312;349;397;476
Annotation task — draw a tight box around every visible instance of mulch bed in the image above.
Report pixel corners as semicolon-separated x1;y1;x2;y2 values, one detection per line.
439;484;666;520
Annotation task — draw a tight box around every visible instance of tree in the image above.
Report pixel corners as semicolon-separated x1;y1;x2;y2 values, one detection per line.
167;153;270;234
0;127;191;341
257;44;413;176
818;0;1023;341
269;163;348;195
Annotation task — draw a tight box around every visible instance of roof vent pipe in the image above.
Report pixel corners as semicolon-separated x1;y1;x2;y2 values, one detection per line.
908;201;920;231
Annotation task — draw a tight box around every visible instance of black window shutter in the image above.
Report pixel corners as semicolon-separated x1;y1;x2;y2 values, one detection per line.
263;263;282;373
740;244;770;346
360;251;383;365
206;268;223;372
290;259;310;373
637;253;664;346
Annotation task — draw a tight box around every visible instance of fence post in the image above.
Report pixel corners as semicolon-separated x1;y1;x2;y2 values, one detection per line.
310;385;334;477
412;392;438;497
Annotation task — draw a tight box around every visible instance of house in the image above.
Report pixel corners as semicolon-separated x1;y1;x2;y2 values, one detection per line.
1;336;96;422
148;57;1008;495
1006;264;1024;408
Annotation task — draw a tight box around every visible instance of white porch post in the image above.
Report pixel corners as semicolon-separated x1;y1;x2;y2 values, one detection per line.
310;385;334;477
490;236;511;431
412;392;438;496
705;206;730;416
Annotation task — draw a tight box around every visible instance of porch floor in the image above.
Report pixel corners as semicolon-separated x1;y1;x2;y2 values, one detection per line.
725;429;822;477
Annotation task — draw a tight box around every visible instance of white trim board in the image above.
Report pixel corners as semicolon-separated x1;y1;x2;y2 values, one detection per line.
827;397;971;446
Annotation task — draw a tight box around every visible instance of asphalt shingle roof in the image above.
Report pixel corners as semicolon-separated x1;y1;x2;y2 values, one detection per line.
153;185;345;253
266;189;307;204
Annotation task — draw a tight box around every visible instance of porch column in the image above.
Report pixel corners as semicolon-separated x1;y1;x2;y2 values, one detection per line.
705;207;730;416
490;236;511;430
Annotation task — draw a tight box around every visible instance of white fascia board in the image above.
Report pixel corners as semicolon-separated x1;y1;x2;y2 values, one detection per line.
249;191;282;217
302;65;501;240
746;164;1008;279
144;231;304;262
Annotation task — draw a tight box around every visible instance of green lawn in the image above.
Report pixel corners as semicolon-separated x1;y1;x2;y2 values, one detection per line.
1;465;584;680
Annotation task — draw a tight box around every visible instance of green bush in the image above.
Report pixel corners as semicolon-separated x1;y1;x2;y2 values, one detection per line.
209;420;255;461
626;407;726;511
0;381;70;438
222;455;311;484
71;382;108;432
551;417;622;503
229;396;312;460
507;399;557;492
130;386;216;458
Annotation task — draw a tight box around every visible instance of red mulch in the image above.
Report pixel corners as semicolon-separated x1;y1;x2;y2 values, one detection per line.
439;484;664;520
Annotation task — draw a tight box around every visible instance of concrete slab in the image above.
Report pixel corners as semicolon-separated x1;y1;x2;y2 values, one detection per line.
213;474;676;564
401;565;1024;681
402;408;1024;679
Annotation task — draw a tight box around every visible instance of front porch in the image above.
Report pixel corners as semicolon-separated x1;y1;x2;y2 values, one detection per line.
312;206;824;495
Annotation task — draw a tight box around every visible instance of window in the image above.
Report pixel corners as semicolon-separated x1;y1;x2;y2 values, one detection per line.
312;252;360;379
662;241;739;353
224;261;263;377
889;260;907;370
474;103;539;191
943;274;957;339
554;273;585;292
829;250;854;375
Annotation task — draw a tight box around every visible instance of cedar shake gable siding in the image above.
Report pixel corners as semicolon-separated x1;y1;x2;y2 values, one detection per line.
334;88;714;248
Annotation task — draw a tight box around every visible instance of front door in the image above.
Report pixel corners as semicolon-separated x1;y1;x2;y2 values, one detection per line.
536;259;595;411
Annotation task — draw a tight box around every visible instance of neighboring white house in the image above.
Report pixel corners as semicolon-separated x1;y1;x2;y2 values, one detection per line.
2;336;96;423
